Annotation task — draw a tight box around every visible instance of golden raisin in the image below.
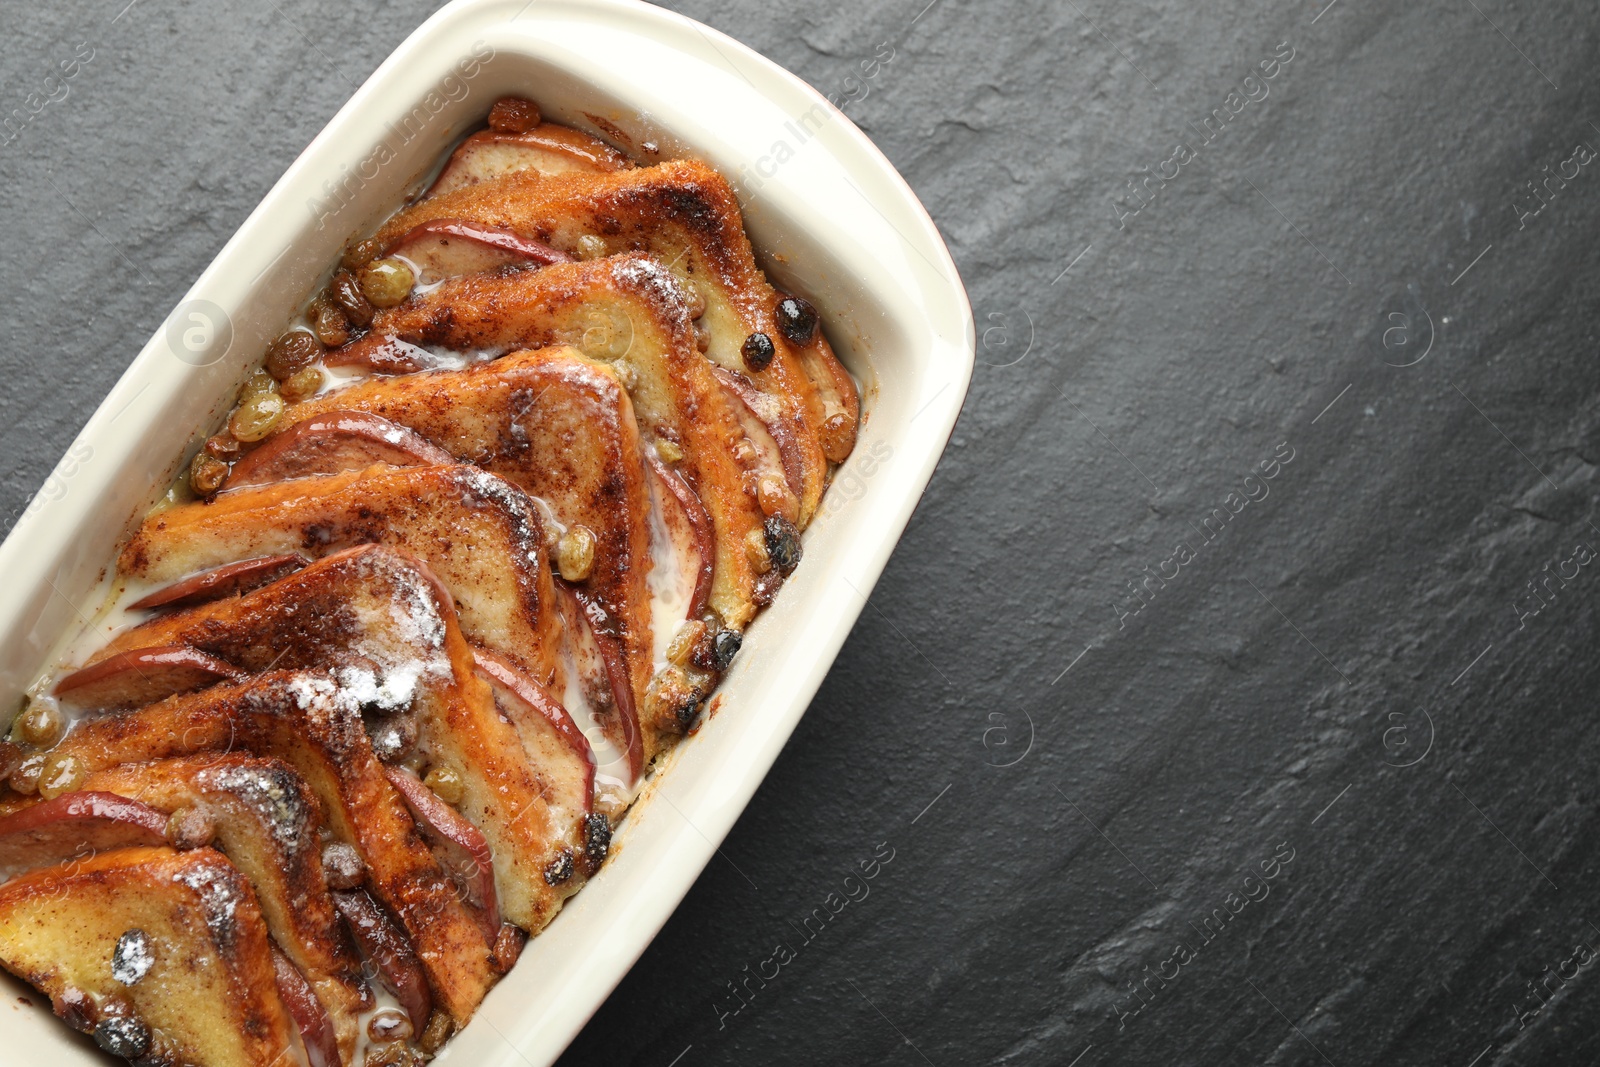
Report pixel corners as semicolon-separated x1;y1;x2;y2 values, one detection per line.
419;1011;453;1054
820;412;856;463
488;96;541;133
240;369;278;402
13;700;63;747
575;234;607;260
190;452;229;496
341;237;385;273
757;474;794;519
279;365;325;402
329;271;375;328
655;438;683;464
423;765;465;806
230;392;285;443
557;525;597;582
310;298;351;348
358;258;415;309
366;1009;412;1045
666;621;706;667
37;752;87;799
264;330;322;381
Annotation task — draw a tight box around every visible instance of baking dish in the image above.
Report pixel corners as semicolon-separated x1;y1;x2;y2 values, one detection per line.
0;0;972;1062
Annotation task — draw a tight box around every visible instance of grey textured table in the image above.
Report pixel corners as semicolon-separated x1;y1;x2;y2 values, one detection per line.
3;1;1599;1064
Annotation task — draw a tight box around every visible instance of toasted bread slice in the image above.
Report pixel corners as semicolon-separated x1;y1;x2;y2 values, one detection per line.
47;671;496;1022
371;160;859;523
0;846;295;1067
252;351;657;774
70;756;365;1063
427;122;630;197
325;257;769;631
89;545;590;933
120;464;561;688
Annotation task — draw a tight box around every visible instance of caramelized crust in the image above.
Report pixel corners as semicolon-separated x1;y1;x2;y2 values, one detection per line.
329;258;768;629
372;160;856;523
46;672;496;1022
94;545;588;933
120;464;562;688
71;756;366;1063
0;846;296;1067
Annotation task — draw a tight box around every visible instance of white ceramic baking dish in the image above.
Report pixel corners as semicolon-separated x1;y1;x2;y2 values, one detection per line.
0;0;972;1062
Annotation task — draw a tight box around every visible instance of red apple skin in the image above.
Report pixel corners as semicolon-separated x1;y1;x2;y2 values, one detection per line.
271;945;340;1067
53;646;247;710
712;365;806;507
223;411;456;489
127;554;307;611
388;218;572;280
646;451;715;621
322;335;438;375
382;765;500;934
470;646;596;802
0;792;170;879
331;889;432;1032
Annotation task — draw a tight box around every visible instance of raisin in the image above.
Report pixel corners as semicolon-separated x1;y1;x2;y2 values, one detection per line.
741;331;775;372
775;296;818;344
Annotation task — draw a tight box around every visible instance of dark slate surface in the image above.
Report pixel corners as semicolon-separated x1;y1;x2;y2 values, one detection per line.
2;1;1598;1064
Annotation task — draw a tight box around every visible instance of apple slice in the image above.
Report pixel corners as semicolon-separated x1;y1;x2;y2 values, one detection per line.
0;846;297;1067
388;218;571;286
0;792;168;880
551;577;645;783
471;647;594;819
127;554;307;611
224;410;455;489
53;645;245;710
647;451;714;622
712;365;803;521
383;765;499;933
427;123;630;197
271;946;339;1067
332;889;431;1032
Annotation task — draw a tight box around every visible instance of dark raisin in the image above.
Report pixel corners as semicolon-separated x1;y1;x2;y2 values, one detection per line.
543;848;575;886
775;296;818;344
741;331;775;372
763;515;802;574
329;270;375;329
711;629;743;671
264;330;323;381
94;1016;151;1059
584;812;611;869
674;696;699;731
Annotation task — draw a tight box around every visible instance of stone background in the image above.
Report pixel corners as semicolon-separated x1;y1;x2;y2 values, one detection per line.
2;1;1599;1064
